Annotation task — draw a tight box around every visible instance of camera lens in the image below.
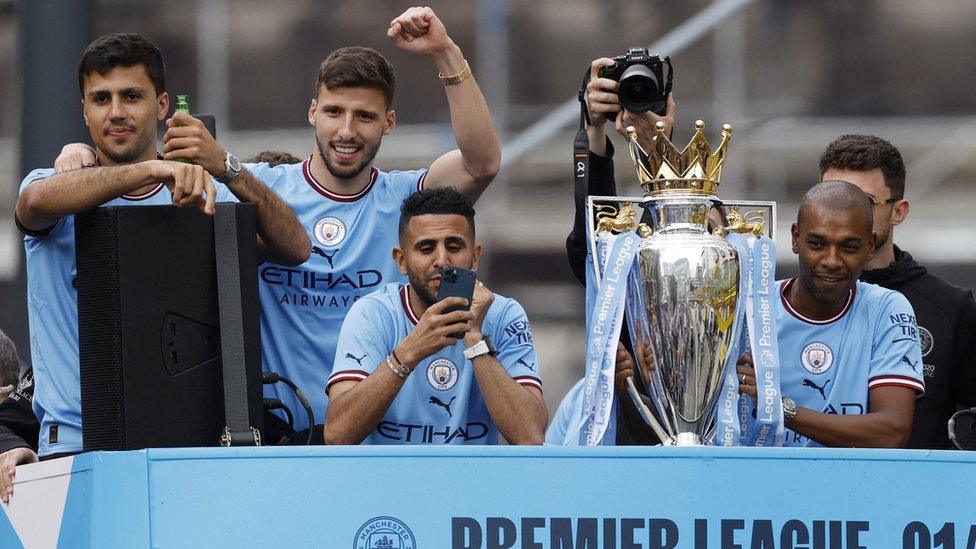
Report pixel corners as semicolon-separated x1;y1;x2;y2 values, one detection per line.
618;64;660;114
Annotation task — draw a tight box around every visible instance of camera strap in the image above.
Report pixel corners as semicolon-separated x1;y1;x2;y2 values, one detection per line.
574;68;592;194
663;56;674;97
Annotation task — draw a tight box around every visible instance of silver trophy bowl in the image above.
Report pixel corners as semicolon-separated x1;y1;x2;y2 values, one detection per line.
624;194;740;445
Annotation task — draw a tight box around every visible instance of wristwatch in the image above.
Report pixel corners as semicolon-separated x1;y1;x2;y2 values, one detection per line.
782;397;798;426
216;151;242;184
463;335;496;360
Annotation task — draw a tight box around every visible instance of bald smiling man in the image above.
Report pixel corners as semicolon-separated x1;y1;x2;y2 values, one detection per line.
737;181;925;448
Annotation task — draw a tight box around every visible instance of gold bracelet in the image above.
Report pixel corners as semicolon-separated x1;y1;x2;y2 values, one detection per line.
439;60;471;86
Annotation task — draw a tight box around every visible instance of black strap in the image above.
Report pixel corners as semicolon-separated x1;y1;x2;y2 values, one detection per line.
214;204;260;446
574;67;592;196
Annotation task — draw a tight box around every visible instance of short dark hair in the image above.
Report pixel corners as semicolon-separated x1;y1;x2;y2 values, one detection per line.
0;329;20;388
315;47;396;107
818;134;906;199
799;180;874;237
399;187;476;241
78;33;166;96
245;150;302;167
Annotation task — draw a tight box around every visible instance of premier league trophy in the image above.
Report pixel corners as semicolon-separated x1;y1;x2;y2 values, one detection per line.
584;120;771;446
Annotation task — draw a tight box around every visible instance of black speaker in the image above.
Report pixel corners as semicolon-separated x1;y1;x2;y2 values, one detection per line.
75;203;263;450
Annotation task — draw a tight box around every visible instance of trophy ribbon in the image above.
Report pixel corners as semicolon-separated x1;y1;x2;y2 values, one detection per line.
714;233;750;446
714;234;784;446
744;235;784;446
573;229;639;446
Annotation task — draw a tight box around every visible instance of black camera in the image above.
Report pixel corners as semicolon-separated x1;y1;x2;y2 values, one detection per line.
598;47;673;118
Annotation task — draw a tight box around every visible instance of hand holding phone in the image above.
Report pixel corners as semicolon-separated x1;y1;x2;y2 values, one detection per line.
437;266;477;338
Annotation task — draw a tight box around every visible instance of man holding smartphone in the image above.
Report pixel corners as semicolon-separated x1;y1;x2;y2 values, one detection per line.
325;188;546;445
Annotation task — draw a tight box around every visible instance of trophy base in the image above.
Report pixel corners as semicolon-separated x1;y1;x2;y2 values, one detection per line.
670;433;705;446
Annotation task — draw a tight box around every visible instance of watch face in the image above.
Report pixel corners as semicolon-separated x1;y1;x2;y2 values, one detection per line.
227;153;242;172
783;398;797;418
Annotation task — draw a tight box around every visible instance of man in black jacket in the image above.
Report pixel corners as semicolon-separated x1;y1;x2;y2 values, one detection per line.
819;134;976;449
0;330;38;504
558;58;675;444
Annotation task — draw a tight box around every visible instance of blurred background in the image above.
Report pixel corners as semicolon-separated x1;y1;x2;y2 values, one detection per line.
1;0;974;417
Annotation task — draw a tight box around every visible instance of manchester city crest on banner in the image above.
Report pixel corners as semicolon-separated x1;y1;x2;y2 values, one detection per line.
354;516;416;549
314;216;346;247
918;326;933;357
801;342;833;375
589;337;604;359
427;358;458;391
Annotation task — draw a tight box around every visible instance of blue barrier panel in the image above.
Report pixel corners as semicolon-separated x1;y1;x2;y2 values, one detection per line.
3;446;975;548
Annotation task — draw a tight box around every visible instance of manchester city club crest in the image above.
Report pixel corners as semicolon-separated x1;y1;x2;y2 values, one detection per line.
314;216;346;247
589;337;604;359
354;516;416;549
801;342;833;375
918;326;933;357
427;358;458;391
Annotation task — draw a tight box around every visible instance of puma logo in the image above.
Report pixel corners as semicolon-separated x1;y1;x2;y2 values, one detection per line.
516;358;536;371
803;378;831;400
345;352;367;367
900;355;919;372
428;395;457;418
311;246;338;268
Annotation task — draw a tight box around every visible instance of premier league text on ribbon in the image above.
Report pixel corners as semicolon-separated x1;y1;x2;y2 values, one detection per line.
754;239;777;433
582;232;637;444
451;516;976;549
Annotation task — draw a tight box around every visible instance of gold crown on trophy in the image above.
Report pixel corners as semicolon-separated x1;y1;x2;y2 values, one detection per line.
628;120;732;196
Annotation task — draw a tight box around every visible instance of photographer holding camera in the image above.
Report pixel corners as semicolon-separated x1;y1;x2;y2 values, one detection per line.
566;52;675;284
585;49;674;158
550;51;675;445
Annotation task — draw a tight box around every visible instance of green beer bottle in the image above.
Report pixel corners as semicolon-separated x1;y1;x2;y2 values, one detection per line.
175;95;190;115
175;95;190;162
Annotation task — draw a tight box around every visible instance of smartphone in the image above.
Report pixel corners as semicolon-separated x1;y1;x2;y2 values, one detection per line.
437;266;477;338
196;114;217;138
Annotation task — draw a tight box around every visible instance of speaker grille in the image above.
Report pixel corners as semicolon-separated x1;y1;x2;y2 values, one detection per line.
76;209;125;451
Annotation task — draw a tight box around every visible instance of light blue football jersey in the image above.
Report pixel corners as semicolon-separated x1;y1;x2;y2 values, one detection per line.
19;168;237;456
247;159;426;432
545;378;585;445
327;283;542;445
774;278;925;447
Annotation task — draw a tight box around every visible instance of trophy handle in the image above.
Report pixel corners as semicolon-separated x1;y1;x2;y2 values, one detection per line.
625;376;674;446
586;196;654;286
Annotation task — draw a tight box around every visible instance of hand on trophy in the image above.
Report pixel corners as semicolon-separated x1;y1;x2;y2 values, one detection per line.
616;341;658;392
736;354;757;399
614;342;635;391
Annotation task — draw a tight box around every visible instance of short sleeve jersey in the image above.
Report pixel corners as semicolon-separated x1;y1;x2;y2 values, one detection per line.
544;378;585;445
327;283;542;445
247;159;425;432
19;168;237;456
775;278;925;447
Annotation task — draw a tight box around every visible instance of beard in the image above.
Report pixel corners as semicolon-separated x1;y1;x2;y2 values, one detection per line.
873;223;891;251
406;266;438;308
797;268;851;309
100;130;155;165
316;135;382;180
